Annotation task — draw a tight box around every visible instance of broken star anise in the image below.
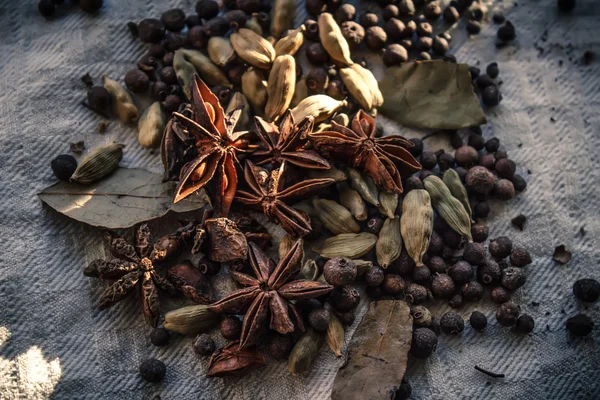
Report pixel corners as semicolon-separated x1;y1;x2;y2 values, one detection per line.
207;340;266;377
309;110;421;193
164;75;254;216
235;160;335;238
253;110;330;170
84;224;176;327
208;240;333;349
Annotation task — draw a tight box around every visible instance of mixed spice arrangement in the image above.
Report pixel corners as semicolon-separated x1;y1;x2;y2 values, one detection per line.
39;0;597;398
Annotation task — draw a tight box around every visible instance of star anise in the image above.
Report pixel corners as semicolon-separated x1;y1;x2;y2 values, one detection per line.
207;341;266;377
208;240;333;349
164;75;254;216
253;110;330;170
84;224;177;327
235;160;335;238
309;110;422;193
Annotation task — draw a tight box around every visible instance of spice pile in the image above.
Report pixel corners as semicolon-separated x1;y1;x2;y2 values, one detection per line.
39;0;598;398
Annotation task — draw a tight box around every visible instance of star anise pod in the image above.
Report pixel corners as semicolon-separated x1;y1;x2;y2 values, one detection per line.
235;160;335;238
309;110;421;193
164;75;254;216
160;104;197;182
207;341;266;377
208;240;333;349
253;110;330;170
84;224;177;327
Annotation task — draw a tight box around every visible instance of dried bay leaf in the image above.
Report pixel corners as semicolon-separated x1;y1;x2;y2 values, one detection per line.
380;60;486;130
331;300;412;400
38;168;208;229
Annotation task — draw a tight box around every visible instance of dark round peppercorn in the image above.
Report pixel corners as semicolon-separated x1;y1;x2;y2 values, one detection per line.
490;286;511;304
469;6;484;21
438;153;455;171
566;314;593;337
51;155;78;182
510;246;532;267
212;85;231;106
466;20;481;34
411;328;438;359
409;138;423;156
440;312;464;334
501;267;526;291
395;251;416;276
160;66;178;85
478;259;501;285
485;137;500;153
385;18;406;42
365;27;387;51
220;316;242;340
139;358;166;383
224;10;247;29
478;153;495;170
395;379;412;400
335;310;356;326
573;278;600;302
204;17;229;37
466;166;496;195
416;22;433;37
424;1;442;20
365;265;385;287
306;43;330;65
442;229;462;249
329;286;360;311
87;86;112;117
495;158;516;179
80;0;103;13
306;68;329;94
455;146;479;167
188;26;208;49
475;74;495;90
426;232;443;256
405;283;428;304
443;53;458;63
323;258;357;287
494;179;515;201
515;314;535;334
267;334;293;359
382;5;399;21
497;21;516;42
398;0;415;17
411;305;433;328
448;293;464;308
486;62;500;79
462;281;484;301
449;261;473;284
237;0;260;13
193;333;215;356
150;328;170;347
420;151;437;170
496;302;520;327
427;256;447;274
449;133;463;149
432;273;455;298
412;266;431;284
163;32;187;52
482;85;503;107
197;256;220;276
468;135;485;152
470;311;487;330
489;236;513;259
306;0;326;15
124;69;150;93
432;37;449;56
303;19;319;41
341;21;365;47
138;19;165;43
38;0;56;17
473;201;490;219
223;0;237;10
383;44;409;67
366;216;385;235
463;243;486;266
185;15;202;29
382;274;406;295
161;9;186;32
162;52;174;67
196;0;219;19
359;13;379;28
493;12;505;23
511;174;527;192
443;6;460;23
334;3;356;24
308;307;331;332
469;65;481;80
418;52;432;61
441;245;456;261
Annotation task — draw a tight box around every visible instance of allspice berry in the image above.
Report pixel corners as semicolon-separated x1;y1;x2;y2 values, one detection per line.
38;0;55;17
566;314;594;337
323;258;357;287
490;286;511;304
466;166;496;195
138;18;166;43
449;261;473;284
427;256;447;274
220;316;243;340
341;21;365;47
470;311;488;330
382;5;399;21
366;216;385;235
477;259;501;285
448;293;464;308
463;242;486;266
51;155;78;182
139;358;166;383
412;266;432;284
204;17;229;37
161;8;186;32
443;6;460;23
365;26;387;51
188;26;208;49
411;305;433;328
382;274;406;295
125;69;150;93
497;21;516;42
237;0;261;14
383;44;408;67
440;311;465;334
421;150;437;169
495;158;516;179
423;1;442;20
87;86;112;117
307;68;329;94
360;13;379;28
306;42;330;64
416;22;433;37
335;4;356;24
398;0;416;18
573;278;600;302
329;286;360;311
308;307;331;332
485;137;500;153
427;232;444;255
150;328;170;347
461;281;484;301
364;265;385;287
196;0;219;19
224;10;248;29
193;333;215;356
515;314;535;334
455;146;479;167
510;246;532;267
405;283;428;304
304;19;320;41
473;201;490;219
410;328;438;359
385;18;406;42
494;179;515;200
267;334;293;359
478;154;495;170
432;36;449;56
432;273;456;298
467;20;481;34
482;85;503;107
468;133;485;150
395;251;416;276
501;267;526;290
489;236;513;259
496;302;520;327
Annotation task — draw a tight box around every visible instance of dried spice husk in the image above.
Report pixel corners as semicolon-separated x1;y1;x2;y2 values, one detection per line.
326;309;345;357
207;36;237;68
242;67;268;116
177;49;232;91
173;50;196;99
138;101;165;148
291;95;347;124
443;168;473;222
151;221;199;262
275;25;305;56
230;28;276;70
205;218;248;262
315;232;378;259
318;13;353;66
424;175;473;242
279;235;304;262
291;76;309;108
271;0;296;39
229;212;272;250
207;341;266;377
167;260;215;304
339;184;367;221
378;191;398;219
265;55;296;121
288;328;323;376
300;259;322;281
70;142;124;184
162;304;219;335
401;189;433;267
102;74;139;124
347;168;380;207
225;92;251;131
376;216;402;268
313;198;360;234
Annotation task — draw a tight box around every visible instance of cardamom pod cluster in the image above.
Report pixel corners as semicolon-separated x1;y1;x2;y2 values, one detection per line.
70;142;124;185
265;55;296;121
315;232;378;259
313;198;360;234
424;175;473;242
291;95;347;124
401;189;434;267
231;28;276;70
162;305;218;335
138;101;165;148
376;216;402;268
443;168;473;222
318;13;354;66
102;74;138;125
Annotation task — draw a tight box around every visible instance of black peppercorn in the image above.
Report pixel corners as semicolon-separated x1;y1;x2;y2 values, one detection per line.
438;153;455;171
382;274;406;295
440;311;465;334
335;4;356;24
150;328;170;347
193;333;215;356
448;293;464;308
466;166;496;195
467;20;481;34
473;201;490;219
447;133;463;150
489;236;513;259
163;32;187;52
443;6;460;23
490;286;511;304
204;17;229;37
161;9;186;32
382;5;399;21
359;13;379;28
365;265;385;287
558;0;576;12
427;256;447;274
38;0;56;17
462;281;484;301
467;135;485;152
497;21;516;42
306;68;329;94
323;258;357;287
566;314;593;337
484;137;500;153
405;283;428;304
139;358;166;383
493;12;505;23
394;251;416;276
470;311;487;330
482;85;503;107
303;19;319;41
185;15;202;29
267;334;294;359
224;10;247;29
449;261;473;284
478;153;495;170
511;174;527;192
188;26;208;49
496;302;520;327
237;0;260;13
365;27;387;51
443;54;458;64
329;286;360;311
308;307;331;331
463;242;486;266
80;0;102;13
478;259;501;285
412;266;432;284
395;379;412;400
515;314;535;334
87;86;112;117
159;66;177;85
510;246;532;267
341;21;365;47
442;229;462;249
411;305;433;328
432;273;455;298
51;155;78;182
197;256;220;276
138;19;165;43
573;278;600;302
501;267;526;290
454;167;467;183
306;42;330;65
455;146;479;167
196;0;219;19
420;151;437;170
475;75;495;91
220;316;242;340
366;216;385;235
408;138;423;157
432;37;449;56
424;1;442;20
124;69;150;93
411;328;438;359
416;22;433;38
469;65;481;80
383;44;409;67
485;63;500;80
212;85;231;106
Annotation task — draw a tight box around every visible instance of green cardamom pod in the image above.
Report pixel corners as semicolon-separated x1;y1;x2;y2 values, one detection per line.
400;189;434;267
275;25;305;56
376;216;402;268
378;191;398;219
308;165;347;182
313;198;360;234
288;328;323;376
353;259;373;276
347;168;380;207
271;0;296;40
163;305;219;335
178;49;231;90
315;232;378;259
326;310;345;357
291;95;347;124
318;13;353;66
339;184;367;221
299;259;322;281
102;74;138;125
173;50;196;99
265;55;296;121
70;142;124;185
230;28;276;70
424;175;473;242
443;169;474;223
137;101;165;148
241;67;268;116
207;36;236;68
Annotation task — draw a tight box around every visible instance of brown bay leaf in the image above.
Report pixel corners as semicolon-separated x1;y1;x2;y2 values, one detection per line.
38;168;208;229
331;300;412;400
380;60;486;130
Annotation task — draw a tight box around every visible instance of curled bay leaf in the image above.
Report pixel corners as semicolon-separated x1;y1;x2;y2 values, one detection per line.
331;300;412;400
380;60;486;130
38;168;208;229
